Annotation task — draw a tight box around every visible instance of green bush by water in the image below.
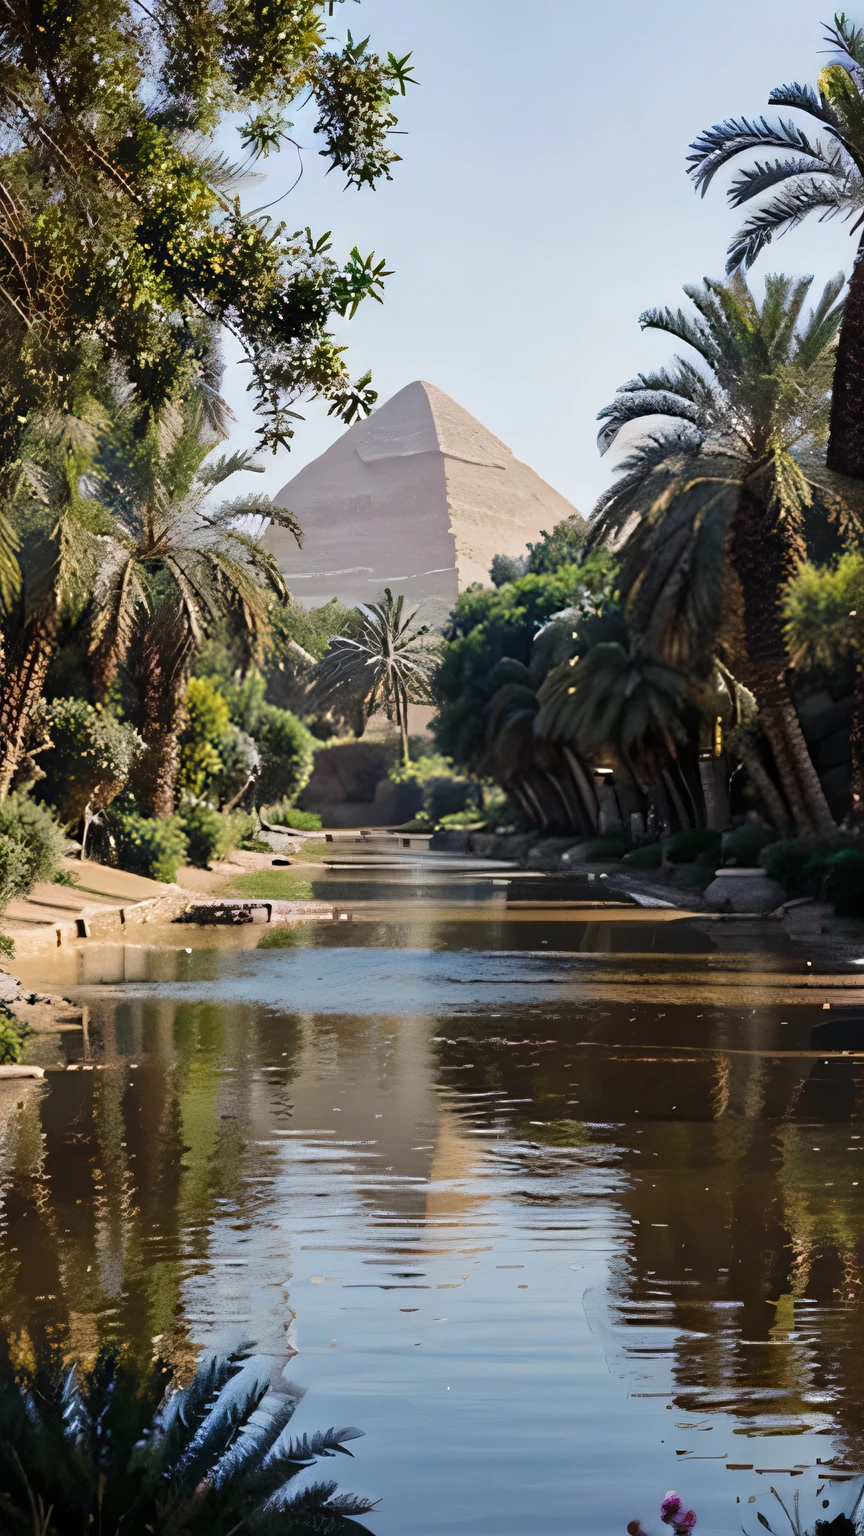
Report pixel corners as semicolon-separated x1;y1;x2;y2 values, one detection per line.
177;805;260;868
760;836;864;915
36;698;142;826
254;705;315;807
761;839;828;897
0;1011;27;1064
581;835;629;862
622;843;663;868
107;794;188;882
722;823;778;867
0;793;64;907
256;925;304;948
664;828;721;865
823;849;864;917
265;805;322;831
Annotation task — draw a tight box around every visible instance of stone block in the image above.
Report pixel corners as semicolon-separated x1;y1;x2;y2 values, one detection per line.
703;869;785;913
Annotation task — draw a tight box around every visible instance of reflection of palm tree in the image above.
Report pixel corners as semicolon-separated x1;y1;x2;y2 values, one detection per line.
0;1342;376;1534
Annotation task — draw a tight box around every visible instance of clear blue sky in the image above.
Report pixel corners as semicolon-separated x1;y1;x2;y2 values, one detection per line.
221;0;854;521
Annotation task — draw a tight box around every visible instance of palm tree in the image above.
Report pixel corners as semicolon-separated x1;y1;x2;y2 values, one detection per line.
537;641;691;810
0;405;110;802
311;588;436;765
687;11;864;478
784;550;864;814
0;1341;376;1534
89;390;301;817
590;271;849;837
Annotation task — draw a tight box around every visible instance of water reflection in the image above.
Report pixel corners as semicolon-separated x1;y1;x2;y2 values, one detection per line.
1;935;863;1533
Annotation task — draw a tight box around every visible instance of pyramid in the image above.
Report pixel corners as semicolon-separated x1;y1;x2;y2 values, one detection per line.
263;381;582;626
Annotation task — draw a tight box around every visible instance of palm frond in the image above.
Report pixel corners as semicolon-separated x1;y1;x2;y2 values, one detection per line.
687;116;834;195
768;80;844;125
794;270;846;365
536;643;690;780
726;175;856;271
596;390;706;458
637;305;720;369
727;152;846;209
197;450;262;488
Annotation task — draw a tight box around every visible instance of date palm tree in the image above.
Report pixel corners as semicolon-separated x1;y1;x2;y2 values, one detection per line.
590;270;851;836
687;11;864;478
0;403;110;802
311;588;436;765
0;1341;376;1535
89;389;301;817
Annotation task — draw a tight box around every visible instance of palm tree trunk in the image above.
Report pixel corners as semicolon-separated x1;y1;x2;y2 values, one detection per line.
0;613;57;803
396;681;410;767
129;624;192;819
562;747;599;831
730;486;834;837
850;660;864;826
826;234;864;480
740;741;789;832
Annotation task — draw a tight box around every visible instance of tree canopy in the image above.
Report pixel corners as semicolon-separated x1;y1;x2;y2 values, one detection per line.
0;0;413;467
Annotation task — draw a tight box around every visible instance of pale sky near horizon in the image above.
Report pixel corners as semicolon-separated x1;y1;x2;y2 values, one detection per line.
219;0;857;525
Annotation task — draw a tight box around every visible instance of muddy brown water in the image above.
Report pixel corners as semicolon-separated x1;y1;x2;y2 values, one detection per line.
4;871;864;1534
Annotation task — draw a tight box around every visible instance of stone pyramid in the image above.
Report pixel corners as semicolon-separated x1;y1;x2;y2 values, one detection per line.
263;380;582;626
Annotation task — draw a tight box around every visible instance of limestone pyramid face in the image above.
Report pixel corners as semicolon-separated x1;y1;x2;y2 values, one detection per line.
264;380;582;626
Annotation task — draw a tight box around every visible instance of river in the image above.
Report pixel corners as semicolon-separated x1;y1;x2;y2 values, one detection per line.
3;869;864;1534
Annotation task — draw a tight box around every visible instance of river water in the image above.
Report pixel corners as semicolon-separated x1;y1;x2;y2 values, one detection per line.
4;872;864;1534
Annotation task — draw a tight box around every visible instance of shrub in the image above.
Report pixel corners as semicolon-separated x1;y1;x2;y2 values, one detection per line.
761;839;827;897
0;1012;26;1064
107;794;188;883
177;803;232;869
176;677;231;799
254;705;315;807
36;699;142;826
439;809;487;829
0;793;64;907
582;835;629;861
265;805;322;831
822;849;864;918
622;842;663;868
256;926;303;948
664;829;721;865
722;823;778;867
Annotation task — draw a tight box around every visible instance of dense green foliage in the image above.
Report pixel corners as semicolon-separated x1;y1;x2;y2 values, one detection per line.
177;804;257;869
0;0;413;461
177;678;234;800
0;1013;27;1064
266;806;323;831
0;793;64;905
254;704;316;807
106;793;189;882
434;559;610;772
784;551;864;670
35;698;142;827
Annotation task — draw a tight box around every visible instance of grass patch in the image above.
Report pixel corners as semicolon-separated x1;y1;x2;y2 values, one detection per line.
256;925;305;949
223;870;314;900
280;839;330;864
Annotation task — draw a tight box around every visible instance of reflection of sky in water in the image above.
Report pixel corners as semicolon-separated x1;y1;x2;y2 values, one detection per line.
2;923;864;1535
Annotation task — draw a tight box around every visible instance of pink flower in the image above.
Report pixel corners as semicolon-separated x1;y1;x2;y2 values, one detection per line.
661;1493;683;1524
676;1513;697;1533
